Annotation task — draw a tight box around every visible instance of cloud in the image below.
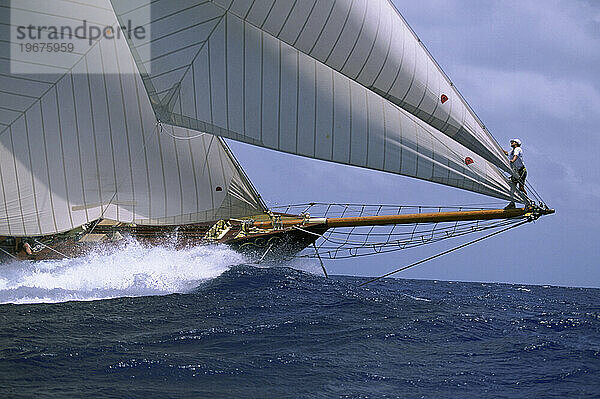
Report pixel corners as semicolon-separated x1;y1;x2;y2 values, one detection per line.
398;0;600;84
457;67;600;124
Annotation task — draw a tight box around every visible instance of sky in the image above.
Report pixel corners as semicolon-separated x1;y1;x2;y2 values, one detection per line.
228;0;600;288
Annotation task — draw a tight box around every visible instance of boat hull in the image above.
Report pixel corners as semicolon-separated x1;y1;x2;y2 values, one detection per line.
0;220;328;263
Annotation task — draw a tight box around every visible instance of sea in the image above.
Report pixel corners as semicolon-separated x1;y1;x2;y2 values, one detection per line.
0;241;598;398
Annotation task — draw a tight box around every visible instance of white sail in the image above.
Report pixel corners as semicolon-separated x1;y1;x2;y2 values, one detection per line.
108;1;524;202
0;1;265;236
219;0;510;173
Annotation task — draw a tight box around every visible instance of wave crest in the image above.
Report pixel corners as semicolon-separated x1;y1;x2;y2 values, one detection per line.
0;239;246;304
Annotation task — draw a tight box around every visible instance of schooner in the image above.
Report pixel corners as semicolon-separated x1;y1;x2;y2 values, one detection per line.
0;0;553;266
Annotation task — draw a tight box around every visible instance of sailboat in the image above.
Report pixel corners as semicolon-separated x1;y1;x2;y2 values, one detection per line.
0;0;552;267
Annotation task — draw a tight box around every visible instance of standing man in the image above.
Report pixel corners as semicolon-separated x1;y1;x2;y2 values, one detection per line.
503;139;528;209
506;139;527;194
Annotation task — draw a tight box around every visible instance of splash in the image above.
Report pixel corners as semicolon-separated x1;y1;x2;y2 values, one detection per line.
0;239;246;304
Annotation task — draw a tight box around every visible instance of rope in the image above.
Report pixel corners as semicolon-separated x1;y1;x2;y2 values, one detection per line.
257;242;274;263
524;180;546;205
87;191;118;236
0;238;70;261
313;242;328;278
271;202;504;211
0;246;17;260
358;219;530;286
314;221;521;260
32;239;71;259
158;122;206;140
293;218;521;256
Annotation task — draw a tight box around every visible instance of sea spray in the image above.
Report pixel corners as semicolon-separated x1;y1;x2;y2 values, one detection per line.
0;238;247;304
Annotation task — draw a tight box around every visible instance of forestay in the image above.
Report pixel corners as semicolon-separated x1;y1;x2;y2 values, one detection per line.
109;0;524;202
0;0;265;236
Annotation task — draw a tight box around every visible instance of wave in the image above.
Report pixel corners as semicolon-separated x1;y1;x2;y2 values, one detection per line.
0;238;247;304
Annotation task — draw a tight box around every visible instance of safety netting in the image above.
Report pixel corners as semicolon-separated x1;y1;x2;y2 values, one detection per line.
271;203;530;260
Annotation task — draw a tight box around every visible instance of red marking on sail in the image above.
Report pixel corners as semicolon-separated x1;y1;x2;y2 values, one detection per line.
215;186;223;192
441;94;449;104
464;157;474;165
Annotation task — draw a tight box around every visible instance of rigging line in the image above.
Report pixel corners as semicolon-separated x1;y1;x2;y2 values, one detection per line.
32;238;71;259
271;202;502;211
524;180;546;205
313;242;328;278
402;109;513;185
358;218;530;287
158;123;207;140
257;242;274;263
325;221;506;237
303;220;523;259
294;217;518;248
0;245;17;260
314;220;519;255
86;191;119;236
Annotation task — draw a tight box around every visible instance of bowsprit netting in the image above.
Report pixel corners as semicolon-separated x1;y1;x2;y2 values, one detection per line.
271;203;529;260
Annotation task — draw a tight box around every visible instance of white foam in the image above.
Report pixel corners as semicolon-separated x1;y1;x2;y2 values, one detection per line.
0;238;246;304
402;294;432;302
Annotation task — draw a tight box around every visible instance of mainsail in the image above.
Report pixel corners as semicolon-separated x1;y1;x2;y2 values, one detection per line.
109;0;525;203
0;0;265;236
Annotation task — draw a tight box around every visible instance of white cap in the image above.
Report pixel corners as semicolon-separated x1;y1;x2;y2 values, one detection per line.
510;138;521;145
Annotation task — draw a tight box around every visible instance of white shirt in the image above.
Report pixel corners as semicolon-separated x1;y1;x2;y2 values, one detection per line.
509;146;525;170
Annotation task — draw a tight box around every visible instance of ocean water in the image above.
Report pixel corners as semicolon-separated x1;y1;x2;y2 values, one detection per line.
0;242;598;398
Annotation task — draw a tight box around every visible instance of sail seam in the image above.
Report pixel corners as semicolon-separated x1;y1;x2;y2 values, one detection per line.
8;126;27;235
84;56;104;222
99;40;120;222
54;85;74;230
0;72;54;85
0;19;125;139
160;16;226;121
307;0;336;55
143;1;213;27
0;153;11;235
0;89;37;99
295;50;300;154
354;0;383;81
132;65;153;222
340;0;369;73
243;0;260;20
243;20;247;137
23;112;43;233
276;0;300;38
277;39;282;150
114;41;137;220
39;95;59;232
324;0;355;64
291;0;318;47
70;72;90;223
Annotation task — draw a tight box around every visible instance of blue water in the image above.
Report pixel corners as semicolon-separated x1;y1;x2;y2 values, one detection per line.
0;243;599;398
